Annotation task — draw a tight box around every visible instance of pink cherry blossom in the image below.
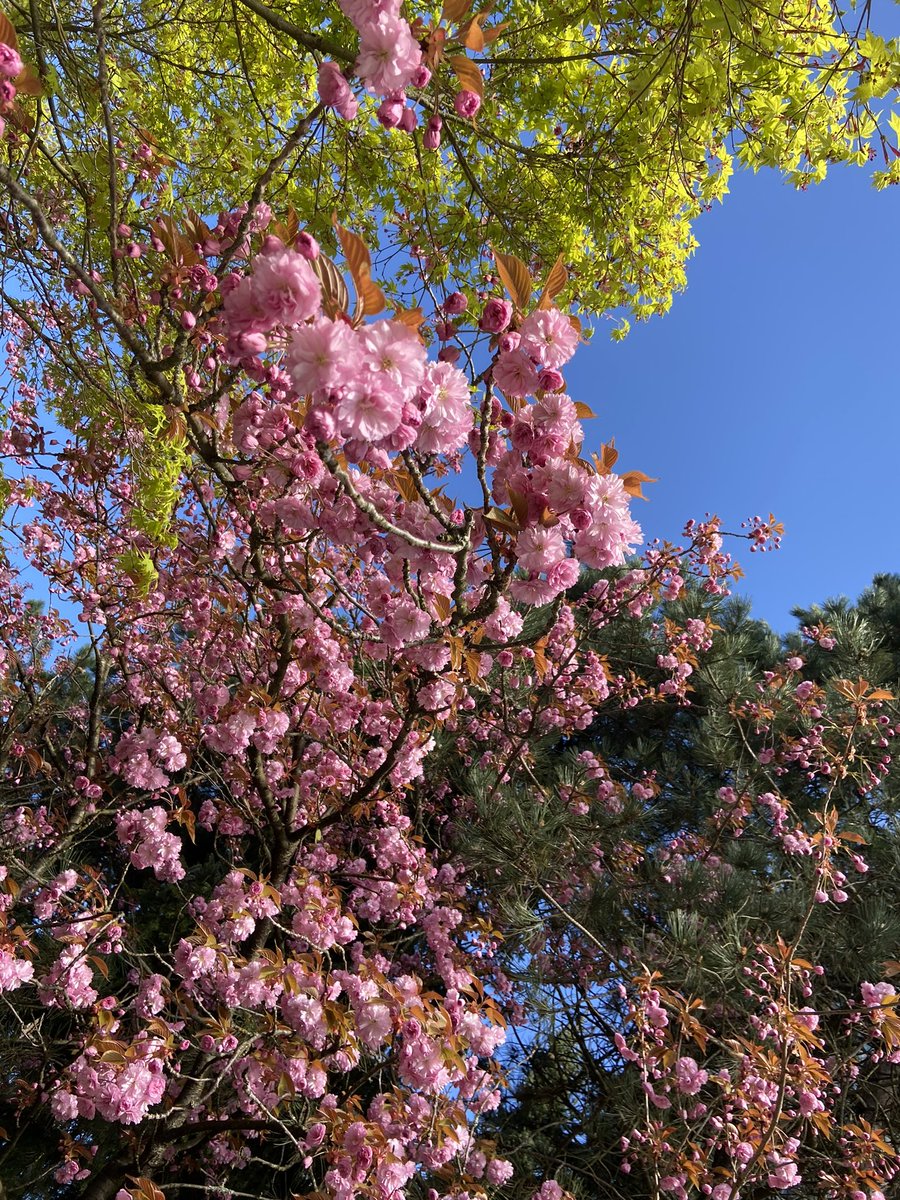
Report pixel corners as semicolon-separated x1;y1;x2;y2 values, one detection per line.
356;13;422;95
335;378;405;442
362;320;427;394
479;297;513;333
318;60;359;120
0;44;23;79
249;245;322;329
493;348;541;398
454;89;482;118
519;307;579;368
0;949;34;992
286;318;364;397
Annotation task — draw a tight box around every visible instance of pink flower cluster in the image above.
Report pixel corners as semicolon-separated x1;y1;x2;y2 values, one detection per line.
0;947;34;992
115;806;186;882
348;0;422;96
317;0;424;124
110;727;186;791
494;457;640;606
861;980;897;1011
492;308;579;397
285;314;473;458
0;41;21;138
51;1038;168;1125
223;239;321;358
38;945;98;1009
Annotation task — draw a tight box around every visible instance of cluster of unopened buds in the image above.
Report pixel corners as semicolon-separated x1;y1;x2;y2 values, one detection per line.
742;512;783;552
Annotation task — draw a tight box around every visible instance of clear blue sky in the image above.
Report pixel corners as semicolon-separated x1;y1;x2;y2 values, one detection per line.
567;163;900;631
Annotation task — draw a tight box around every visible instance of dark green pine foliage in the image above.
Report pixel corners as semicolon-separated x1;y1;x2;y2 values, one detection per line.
460;573;900;1200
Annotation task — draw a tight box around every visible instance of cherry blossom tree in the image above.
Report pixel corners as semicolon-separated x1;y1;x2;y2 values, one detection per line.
0;207;895;1200
0;0;896;1196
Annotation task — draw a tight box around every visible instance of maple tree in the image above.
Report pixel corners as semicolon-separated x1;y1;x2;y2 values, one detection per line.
0;0;897;1197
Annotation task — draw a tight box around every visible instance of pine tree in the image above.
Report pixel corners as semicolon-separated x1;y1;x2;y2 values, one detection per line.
463;575;900;1200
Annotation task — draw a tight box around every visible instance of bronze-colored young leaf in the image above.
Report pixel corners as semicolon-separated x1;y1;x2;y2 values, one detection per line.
464;649;483;684
333;218;372;275
15;64;43;97
184;208;212;246
432;593;451;623
129;1179;166;1200
492;248;532;309
390;470;420;504
309;253;350;319
621;470;658;499
481;19;509;42
425;26;447;68
333;220;386;315
484;505;519;531
507;485;529;526
593;440;619;474
459;12;487;51
151;216;199;267
449;55;484;98
441;0;472;25
0;8;18;50
537;254;568;309
359;276;387;316
392;307;424;330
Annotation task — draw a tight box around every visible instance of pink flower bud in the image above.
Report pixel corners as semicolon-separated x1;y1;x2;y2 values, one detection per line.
296;231;319;260
479;298;513;333
538;367;565;391
228;331;268;358
453;88;482;119
318;60;358;120
306;1122;327;1147
180;310;196;330
304;404;338;442
411;65;432;88
443;291;468;314
252;202;272;230
377;96;405;128
423;116;442;150
0;43;23;79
